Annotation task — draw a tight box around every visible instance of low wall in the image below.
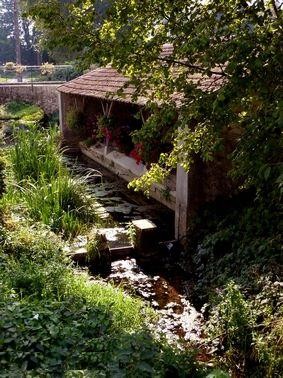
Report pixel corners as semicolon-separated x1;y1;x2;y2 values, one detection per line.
0;82;62;114
80;143;176;211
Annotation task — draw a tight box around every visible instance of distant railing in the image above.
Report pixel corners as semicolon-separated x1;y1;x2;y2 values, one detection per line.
0;64;79;83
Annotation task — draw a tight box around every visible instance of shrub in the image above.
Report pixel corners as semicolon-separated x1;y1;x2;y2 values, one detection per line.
188;192;281;301
4;101;44;123
86;231;111;275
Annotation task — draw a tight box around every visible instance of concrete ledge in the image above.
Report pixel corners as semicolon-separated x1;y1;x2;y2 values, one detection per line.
80;143;176;210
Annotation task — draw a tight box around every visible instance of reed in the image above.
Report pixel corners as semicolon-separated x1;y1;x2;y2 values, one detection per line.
10;125;63;183
10;125;98;236
21;175;97;236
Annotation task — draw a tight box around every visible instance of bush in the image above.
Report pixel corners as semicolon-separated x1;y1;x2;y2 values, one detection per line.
187;191;281;301
66;109;84;131
86;232;111;275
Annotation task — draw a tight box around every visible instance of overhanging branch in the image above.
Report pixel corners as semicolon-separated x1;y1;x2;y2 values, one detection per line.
157;57;227;77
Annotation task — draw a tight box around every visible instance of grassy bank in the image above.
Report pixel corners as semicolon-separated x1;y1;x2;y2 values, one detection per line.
0;102;207;376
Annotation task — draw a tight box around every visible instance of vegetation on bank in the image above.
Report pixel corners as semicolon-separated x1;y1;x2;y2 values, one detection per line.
0;102;207;376
0;101;44;124
183;189;282;377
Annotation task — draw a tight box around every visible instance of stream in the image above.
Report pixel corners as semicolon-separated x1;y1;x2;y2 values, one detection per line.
66;153;204;345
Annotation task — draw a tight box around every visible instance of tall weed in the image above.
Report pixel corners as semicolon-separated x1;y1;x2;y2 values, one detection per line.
21;175;97;236
9;125;99;236
10;125;62;182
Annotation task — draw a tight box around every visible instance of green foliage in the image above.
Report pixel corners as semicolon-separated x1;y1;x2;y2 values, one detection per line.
26;0;283;199
10;125;61;182
207;282;253;372
129;163;169;196
0;220;202;376
66;108;84;131
86;231;111;275
189;192;281;300
21;175;97;236
126;221;137;245
0;101;44;123
50;65;83;81
206;280;283;377
8;123;99;236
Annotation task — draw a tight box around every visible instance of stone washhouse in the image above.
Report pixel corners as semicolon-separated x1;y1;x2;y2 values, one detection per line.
57;64;235;241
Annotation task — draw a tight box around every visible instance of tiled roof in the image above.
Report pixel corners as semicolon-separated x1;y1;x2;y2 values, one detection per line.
58;45;224;105
58;66;147;105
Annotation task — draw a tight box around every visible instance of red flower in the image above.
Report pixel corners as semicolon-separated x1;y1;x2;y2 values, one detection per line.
130;143;143;164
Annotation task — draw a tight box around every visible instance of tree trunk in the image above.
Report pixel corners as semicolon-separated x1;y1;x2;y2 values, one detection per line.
13;0;22;82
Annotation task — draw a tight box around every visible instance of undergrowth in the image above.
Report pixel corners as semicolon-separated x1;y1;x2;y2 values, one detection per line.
185;189;282;377
0;197;204;376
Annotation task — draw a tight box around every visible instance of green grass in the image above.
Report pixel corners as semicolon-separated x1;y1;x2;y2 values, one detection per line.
0;101;44;122
21;175;98;236
8;124;99;237
0;221;203;376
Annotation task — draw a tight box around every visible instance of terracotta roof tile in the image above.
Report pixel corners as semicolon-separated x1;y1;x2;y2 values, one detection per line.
58;47;224;105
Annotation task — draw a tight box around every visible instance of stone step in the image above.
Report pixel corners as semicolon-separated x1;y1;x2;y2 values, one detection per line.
69;220;159;267
109;245;134;260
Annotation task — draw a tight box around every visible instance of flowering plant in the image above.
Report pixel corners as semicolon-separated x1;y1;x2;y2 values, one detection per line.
129;143;143;165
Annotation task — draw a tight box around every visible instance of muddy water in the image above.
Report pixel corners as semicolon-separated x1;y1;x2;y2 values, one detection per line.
106;258;203;343
66;153;203;344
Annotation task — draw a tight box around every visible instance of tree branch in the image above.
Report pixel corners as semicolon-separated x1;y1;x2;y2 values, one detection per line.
157;57;227;77
270;0;280;18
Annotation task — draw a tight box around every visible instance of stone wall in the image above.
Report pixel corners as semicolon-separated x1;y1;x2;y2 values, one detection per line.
0;83;62;114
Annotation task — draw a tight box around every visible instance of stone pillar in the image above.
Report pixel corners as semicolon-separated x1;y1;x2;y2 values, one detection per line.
175;161;203;242
58;91;64;134
175;165;190;240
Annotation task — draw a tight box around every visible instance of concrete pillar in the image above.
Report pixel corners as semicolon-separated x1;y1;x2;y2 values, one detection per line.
58;91;64;133
175;165;190;240
175;160;203;241
132;219;158;256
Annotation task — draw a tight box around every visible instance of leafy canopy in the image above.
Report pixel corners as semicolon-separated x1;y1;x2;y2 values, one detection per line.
26;0;283;197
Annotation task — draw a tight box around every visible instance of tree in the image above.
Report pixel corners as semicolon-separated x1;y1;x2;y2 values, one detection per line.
27;0;283;199
0;0;16;63
13;0;21;65
0;0;43;64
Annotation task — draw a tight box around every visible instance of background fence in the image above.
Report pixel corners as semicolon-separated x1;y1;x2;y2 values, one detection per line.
0;65;81;83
